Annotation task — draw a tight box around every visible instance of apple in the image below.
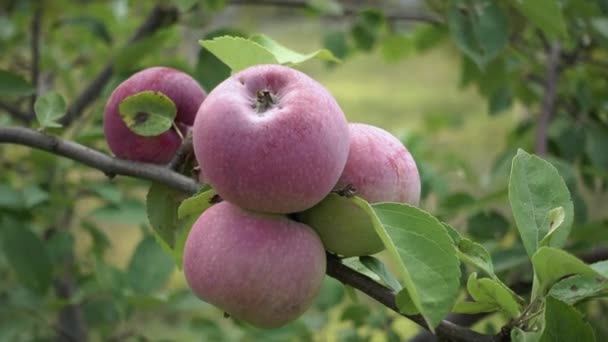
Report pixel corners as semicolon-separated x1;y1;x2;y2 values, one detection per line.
335;123;421;205
300;123;420;257
192;64;349;214
103;66;206;164
183;201;326;328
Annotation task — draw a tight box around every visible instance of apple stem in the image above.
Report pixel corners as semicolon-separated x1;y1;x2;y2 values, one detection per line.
255;90;275;113
172;122;184;141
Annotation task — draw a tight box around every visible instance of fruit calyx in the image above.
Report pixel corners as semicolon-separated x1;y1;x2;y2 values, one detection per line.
255;90;276;113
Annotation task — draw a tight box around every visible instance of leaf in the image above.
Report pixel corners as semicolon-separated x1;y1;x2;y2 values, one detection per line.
127;234;175;294
250;34;340;65
509;149;574;257
89;183;122;205
368;201;461;330
539;207;566;247
442;223;495;277
199;36;277;71
22;185;48;208
513;0;567;39
585;123;608;171
511;327;540;342
549;275;608;304
0;69;35;96
340;304;370;327
297;194;383;257
359;256;402;292
118;91;177;136
194;29;245;90
0;218;52;295
467;210;510;241
531;247;603;294
447;0;508;68
146;183;184;248
466;273;521;319
539;297;596;342
351;9;385;51
177;188;216;220
34;91;66;128
452;300;498;314
323;31;349;60
114;29;173;73
591;260;608;277
307;0;343;15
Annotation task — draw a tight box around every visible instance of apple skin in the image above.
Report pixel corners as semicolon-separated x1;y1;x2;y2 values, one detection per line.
301;123;420;257
192;64;349;214
103;66;206;164
335;123;421;205
183;201;326;328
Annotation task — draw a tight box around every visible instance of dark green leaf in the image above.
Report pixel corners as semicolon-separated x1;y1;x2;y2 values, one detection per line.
0;218;52;294
509;149;574;257
540;297;595;341
340;304;370;327
549;274;608;304
34;91;66;129
513;0;567;39
467;210;509;241
359;256;402;291
118;91;177;137
0;69;34;96
323;31;349;60
314;276;345;311
447;0;508;68
351;9;385;51
22;185;48;208
586;123;608;171
146;183;183;248
194;29;244;91
127;234;175;294
91;200;146;225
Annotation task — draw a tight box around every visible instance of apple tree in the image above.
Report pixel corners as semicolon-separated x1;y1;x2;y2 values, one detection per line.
1;1;607;341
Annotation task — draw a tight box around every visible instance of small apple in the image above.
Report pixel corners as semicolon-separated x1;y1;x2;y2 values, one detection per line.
192;64;349;214
300;123;421;257
183;201;326;328
103;66;206;164
335;123;420;205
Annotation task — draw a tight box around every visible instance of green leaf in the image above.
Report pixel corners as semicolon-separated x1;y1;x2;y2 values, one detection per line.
297;194;383;257
452;300;498;314
199;36;277;71
323;31;349;60
591;260;608;277
540;297;596;342
177;188;216;220
53;16;112;44
467;210;510;241
351;9;385;51
511;327;540;342
447;0;508;68
0;218;52;294
307;0;343;15
381;33;415;61
0;69;35;96
531;247;603;294
585;123;608;171
359;256;402;292
442;223;496;278
250;34;340;65
127;234;175;294
22;185;48;208
146;183;184;248
509;149;574;257
513;0;567;39
340;304;370;327
118;91;177;136
539;207;566;247
368;201;461;330
466;273;521;319
34;91;66;129
194;29;245;90
549;274;608;304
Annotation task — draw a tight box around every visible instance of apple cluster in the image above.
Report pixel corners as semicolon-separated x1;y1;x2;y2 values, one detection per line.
104;64;420;328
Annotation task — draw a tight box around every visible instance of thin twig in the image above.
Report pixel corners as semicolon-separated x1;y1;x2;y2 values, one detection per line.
0;125;496;342
227;0;441;24
30;5;42;115
168;134;194;171
535;42;561;156
58;4;178;127
0;126;199;194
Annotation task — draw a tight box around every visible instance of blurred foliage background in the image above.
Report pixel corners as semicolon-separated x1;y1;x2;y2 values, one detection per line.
1;0;607;341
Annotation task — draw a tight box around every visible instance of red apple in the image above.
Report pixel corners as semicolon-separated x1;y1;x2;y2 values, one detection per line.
183;201;326;328
192;64;349;214
336;123;421;205
103;66;206;164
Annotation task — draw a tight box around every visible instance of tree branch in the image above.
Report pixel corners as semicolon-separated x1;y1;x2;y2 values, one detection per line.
0;126;199;194
535;42;561;156
0;125;495;342
227;0;441;24
58;4;178;127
